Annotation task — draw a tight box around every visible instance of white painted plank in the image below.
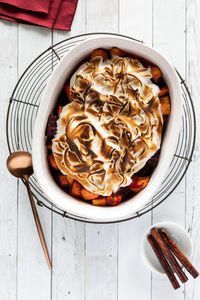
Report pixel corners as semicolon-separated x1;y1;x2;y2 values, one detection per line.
118;217;152;300
0;20;18;300
51;3;86;299
51;215;85;300
152;192;185;225
85;2;119;300
119;0;152;45
17;183;52;300
17;24;52;300
85;224;118;300
86;0;118;33
153;0;185;75
118;1;152;300
152;1;186;299
185;0;200;299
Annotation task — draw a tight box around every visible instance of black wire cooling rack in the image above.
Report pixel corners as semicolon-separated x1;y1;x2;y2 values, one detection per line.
6;33;196;224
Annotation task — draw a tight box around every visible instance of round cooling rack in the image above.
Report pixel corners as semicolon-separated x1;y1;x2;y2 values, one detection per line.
6;33;196;224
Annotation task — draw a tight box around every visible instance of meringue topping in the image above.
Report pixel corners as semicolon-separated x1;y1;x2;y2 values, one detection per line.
52;55;163;196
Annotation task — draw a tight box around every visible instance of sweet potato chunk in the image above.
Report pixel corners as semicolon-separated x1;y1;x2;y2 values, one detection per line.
158;86;169;97
47;144;52;151
81;188;99;200
90;49;108;61
129;176;150;193
160;95;171;115
59;175;74;186
58;106;63;116
58;175;70;186
48;154;58;170
70;181;82;198
106;194;122;206
110;47;124;57
150;65;162;82
67;177;74;185
65;82;71;101
92;198;107;206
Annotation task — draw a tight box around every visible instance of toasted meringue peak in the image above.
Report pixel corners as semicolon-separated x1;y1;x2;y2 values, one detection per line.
52;55;163;196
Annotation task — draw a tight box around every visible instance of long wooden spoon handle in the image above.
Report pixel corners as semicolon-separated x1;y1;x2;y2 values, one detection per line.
24;177;52;271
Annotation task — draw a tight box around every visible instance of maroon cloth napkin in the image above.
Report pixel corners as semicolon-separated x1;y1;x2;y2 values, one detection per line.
0;0;78;30
0;0;51;13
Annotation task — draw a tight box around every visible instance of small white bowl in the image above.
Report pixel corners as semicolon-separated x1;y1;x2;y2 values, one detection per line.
141;222;192;274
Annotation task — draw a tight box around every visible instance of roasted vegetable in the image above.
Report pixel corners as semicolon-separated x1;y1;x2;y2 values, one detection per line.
106;194;122;206
159;86;169;97
58;175;70;186
150;66;162;82
45;114;58;137
129;176;150;193
65;82;71;101
58;106;63;117
160;95;171;115
90;49;108;61
70;181;82;198
81;188;99;200
92;198;107;206
47;144;52;151
110;47;124;57
67;177;74;185
48;154;58;170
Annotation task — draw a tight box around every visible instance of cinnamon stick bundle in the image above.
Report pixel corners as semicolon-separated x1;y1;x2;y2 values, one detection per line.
159;229;199;279
147;235;180;289
150;228;188;283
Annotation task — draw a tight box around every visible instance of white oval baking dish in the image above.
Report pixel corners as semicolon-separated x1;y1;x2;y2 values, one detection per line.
32;36;183;222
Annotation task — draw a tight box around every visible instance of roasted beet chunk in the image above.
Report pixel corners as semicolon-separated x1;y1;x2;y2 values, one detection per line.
148;150;160;168
57;89;69;106
134;163;154;177
134;150;160;176
45;114;58;137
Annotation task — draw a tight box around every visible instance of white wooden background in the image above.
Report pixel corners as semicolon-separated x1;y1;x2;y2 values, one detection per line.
0;0;200;299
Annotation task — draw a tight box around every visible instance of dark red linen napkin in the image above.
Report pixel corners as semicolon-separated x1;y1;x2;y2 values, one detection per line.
53;0;78;30
0;0;78;30
0;0;51;13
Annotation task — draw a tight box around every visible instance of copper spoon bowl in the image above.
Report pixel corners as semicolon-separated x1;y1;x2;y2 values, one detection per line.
7;151;52;271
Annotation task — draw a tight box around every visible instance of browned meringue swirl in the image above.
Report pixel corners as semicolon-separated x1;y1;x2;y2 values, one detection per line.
52;55;163;196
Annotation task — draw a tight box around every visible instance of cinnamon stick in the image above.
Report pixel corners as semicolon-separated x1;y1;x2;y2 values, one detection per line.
150;228;188;283
159;229;199;279
147;234;180;290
